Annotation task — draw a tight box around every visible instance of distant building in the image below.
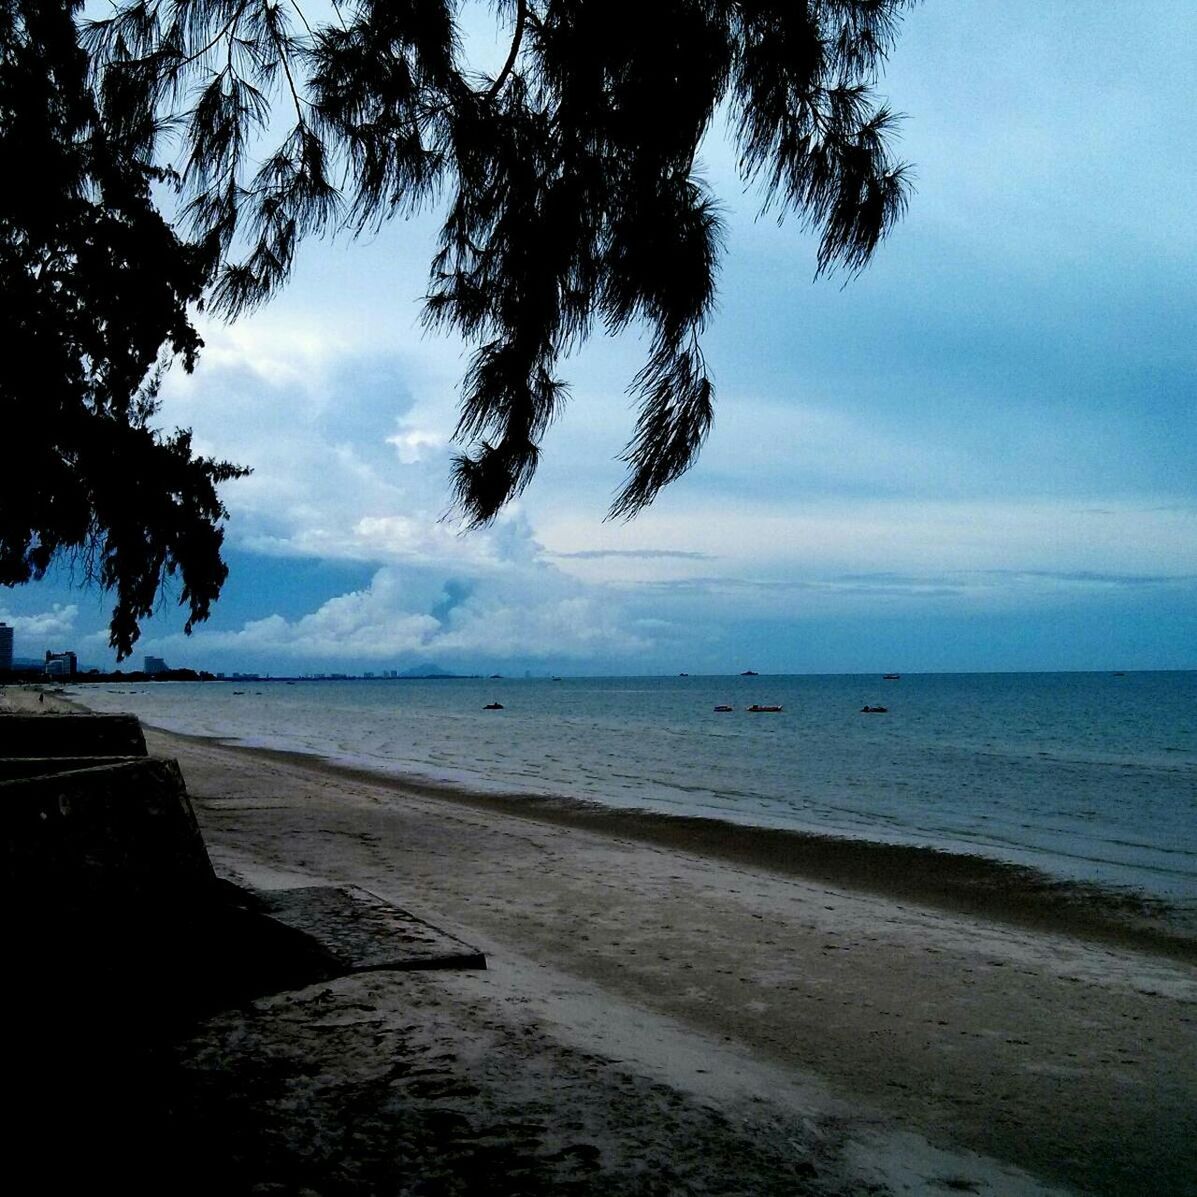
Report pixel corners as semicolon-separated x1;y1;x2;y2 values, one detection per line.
144;655;168;676
0;622;12;672
44;650;77;678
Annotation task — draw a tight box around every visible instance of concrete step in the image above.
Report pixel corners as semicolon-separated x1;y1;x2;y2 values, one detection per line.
0;713;147;758
243;884;487;973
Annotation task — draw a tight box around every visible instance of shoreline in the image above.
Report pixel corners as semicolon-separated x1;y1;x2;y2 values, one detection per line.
55;677;1197;909
116;720;1197;964
9;686;1197;1192
151;721;1197;1194
58;677;1197;908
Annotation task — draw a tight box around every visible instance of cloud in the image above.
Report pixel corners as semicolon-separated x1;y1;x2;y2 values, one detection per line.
429;578;473;623
149;562;652;666
386;424;448;465
609;566;1197;626
154;315;499;572
239;512;533;573
191;558;1188;670
827;569;1197;591
972;570;1197;589
549;549;715;561
0;603;78;639
539;500;1197;585
186;318;360;394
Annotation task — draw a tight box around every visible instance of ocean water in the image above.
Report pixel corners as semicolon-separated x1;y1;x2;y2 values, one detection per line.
71;671;1197;907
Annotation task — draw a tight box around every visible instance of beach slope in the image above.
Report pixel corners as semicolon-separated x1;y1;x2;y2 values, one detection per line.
152;723;1197;1194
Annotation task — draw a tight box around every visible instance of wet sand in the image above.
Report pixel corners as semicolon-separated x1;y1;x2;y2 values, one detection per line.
207;738;1196;962
166;724;1197;1193
6;687;1196;1193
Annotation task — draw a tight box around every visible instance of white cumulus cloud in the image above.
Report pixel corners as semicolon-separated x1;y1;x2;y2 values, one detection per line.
0;603;79;639
150;560;653;666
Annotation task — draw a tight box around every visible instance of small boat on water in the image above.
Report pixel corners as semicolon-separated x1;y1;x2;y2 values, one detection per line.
747;704;783;713
860;705;888;714
713;704;734;712
882;673;901;680
483;702;504;710
741;669;759;676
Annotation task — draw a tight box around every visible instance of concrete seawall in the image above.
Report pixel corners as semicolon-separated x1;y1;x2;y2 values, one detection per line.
0;712;147;758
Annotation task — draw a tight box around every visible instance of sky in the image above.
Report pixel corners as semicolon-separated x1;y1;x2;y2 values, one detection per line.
5;0;1195;676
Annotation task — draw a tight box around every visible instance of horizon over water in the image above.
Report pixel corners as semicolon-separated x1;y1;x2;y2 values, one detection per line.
71;670;1196;913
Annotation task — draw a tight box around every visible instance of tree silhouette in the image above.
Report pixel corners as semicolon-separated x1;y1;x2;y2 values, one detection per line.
4;2;910;652
83;0;912;526
0;0;247;658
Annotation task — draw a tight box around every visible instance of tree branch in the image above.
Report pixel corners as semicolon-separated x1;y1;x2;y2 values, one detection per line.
485;0;528;101
262;2;307;129
178;0;251;68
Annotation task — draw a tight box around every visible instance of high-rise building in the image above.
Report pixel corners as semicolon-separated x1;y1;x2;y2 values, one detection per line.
0;622;12;672
144;655;168;676
44;650;77;678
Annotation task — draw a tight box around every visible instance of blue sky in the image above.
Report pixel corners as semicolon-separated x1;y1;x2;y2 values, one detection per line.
5;0;1195;674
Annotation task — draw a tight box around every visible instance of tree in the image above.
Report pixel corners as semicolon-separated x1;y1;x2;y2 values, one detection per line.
0;0;247;658
4;2;910;652
83;0;912;527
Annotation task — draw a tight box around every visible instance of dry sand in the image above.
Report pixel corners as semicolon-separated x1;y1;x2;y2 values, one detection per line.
6;686;1196;1194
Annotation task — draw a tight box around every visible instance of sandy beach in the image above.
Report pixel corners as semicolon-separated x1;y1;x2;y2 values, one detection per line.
6;687;1196;1194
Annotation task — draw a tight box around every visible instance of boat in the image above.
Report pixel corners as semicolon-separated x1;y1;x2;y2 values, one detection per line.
740;669;759;676
747;704;782;713
713;704;734;712
860;705;888;714
882;673;900;680
483;702;504;710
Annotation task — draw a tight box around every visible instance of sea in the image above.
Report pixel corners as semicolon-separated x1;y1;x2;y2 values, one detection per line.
70;671;1196;911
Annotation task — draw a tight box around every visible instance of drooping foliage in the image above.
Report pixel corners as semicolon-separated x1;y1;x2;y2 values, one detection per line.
0;0;247;658
82;0;913;526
